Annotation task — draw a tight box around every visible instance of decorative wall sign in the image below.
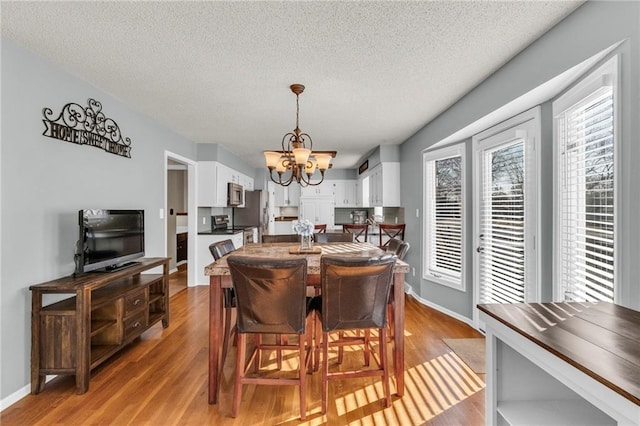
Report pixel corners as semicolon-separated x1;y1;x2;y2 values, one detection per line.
358;159;368;175
42;98;132;158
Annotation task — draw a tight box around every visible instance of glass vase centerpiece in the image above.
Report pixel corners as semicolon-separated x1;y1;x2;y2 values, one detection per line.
293;219;315;251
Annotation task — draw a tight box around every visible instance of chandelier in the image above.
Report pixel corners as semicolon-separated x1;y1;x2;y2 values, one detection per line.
264;84;336;187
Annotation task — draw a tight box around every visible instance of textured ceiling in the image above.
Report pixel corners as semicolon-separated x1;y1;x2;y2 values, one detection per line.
1;1;583;169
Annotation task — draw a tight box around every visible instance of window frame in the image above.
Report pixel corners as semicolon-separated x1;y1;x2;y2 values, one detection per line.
552;55;620;303
422;142;466;291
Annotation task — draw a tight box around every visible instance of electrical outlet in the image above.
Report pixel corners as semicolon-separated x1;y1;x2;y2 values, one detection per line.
159;208;164;219
412;267;415;277
202;217;206;225
415;208;419;218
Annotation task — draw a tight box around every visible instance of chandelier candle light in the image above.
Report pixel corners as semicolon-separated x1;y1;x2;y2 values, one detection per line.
264;84;336;187
293;219;315;251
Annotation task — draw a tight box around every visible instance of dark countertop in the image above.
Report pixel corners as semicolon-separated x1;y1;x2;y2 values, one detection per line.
274;216;298;221
198;229;243;236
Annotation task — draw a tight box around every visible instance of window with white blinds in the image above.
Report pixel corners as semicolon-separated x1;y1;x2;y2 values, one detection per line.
554;57;617;303
423;144;465;290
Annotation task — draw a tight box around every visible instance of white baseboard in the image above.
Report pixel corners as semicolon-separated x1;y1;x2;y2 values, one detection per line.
0;376;56;412
404;284;475;328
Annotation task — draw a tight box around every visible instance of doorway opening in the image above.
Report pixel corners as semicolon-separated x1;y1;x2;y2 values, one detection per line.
165;151;197;293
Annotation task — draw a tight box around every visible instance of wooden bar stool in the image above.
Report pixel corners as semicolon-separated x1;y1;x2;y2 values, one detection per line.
379;224;405;248
343;224;368;242
227;256;313;420
310;254;396;413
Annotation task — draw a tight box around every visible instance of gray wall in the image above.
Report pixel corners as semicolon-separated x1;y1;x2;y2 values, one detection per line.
0;39;198;399
400;1;640;318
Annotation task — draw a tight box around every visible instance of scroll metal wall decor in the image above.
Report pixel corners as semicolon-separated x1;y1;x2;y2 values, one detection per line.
42;98;132;158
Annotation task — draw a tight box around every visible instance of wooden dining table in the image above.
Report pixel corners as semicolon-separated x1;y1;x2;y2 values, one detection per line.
205;241;410;404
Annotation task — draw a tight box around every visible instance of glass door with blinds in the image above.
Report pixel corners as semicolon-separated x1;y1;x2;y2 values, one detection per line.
473;109;539;327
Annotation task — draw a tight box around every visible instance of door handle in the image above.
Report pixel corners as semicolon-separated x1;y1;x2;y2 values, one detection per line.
476;246;484;253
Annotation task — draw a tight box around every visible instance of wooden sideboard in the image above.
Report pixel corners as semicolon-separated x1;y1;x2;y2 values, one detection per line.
30;257;170;394
478;302;640;426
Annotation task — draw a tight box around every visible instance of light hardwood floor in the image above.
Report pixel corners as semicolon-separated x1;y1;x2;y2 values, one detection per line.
2;275;485;425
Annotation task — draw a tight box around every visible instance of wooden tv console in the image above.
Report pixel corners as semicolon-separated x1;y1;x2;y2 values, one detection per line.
30;257;170;394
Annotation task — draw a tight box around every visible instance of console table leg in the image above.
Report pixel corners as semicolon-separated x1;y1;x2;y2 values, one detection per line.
30;289;43;394
75;288;91;394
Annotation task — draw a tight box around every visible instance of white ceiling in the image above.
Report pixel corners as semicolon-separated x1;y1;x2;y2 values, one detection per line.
1;1;583;169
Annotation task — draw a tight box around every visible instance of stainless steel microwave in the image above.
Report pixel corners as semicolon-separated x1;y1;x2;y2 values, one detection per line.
227;182;244;207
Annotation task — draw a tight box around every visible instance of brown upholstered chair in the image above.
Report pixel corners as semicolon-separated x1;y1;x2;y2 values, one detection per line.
386;238;410;261
262;234;299;243
314;224;327;233
314;232;354;243
209;240;237;369
379;224;406;248
311;254;396;413
227;256;313;420
384;238;410;338
342;224;368;243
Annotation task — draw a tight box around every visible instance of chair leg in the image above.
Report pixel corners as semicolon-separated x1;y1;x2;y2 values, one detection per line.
299;331;307;420
276;334;283;370
314;311;321;372
364;330;371;367
322;331;329;414
254;334;262;373
232;333;247;417
379;327;391;408
221;306;233;368
337;331;344;364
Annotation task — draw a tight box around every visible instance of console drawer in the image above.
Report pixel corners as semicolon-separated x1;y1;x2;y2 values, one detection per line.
124;289;148;316
123;311;147;340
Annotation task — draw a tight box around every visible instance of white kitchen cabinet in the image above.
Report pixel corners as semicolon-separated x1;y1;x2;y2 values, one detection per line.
214;162;230;207
198;161;254;208
197;161;218;207
274;184;300;207
332;180;358;207
299;197;334;228
368;162;400;207
242;174;254;191
300;180;334;197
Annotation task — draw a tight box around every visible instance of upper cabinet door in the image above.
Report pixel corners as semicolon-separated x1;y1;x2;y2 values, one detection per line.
333;180;358;207
300;180;333;197
197;162;217;207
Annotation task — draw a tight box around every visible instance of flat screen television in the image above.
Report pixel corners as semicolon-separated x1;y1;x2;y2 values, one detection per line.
77;209;145;273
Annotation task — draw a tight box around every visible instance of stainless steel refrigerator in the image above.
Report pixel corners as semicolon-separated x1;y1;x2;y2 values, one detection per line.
232;190;274;241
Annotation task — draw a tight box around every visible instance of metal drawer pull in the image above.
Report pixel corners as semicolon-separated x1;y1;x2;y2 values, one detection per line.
133;321;141;328
133;299;141;305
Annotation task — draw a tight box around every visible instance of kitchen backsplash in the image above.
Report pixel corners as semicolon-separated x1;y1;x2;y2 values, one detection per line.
334;207;405;225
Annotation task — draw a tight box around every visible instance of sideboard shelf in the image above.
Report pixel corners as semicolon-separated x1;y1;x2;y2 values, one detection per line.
30;257;170;395
478;302;640;426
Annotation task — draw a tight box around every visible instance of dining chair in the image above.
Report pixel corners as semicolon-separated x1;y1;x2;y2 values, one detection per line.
209;239;238;370
262;234;299;243
314;232;354;243
311;254;396;413
386;238;410;261
343;224;368;243
379;224;406;248
385;238;410;339
227;255;313;420
314;224;327;233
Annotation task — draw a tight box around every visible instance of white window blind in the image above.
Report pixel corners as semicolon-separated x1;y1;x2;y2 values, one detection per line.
557;86;615;303
478;142;526;304
424;145;464;289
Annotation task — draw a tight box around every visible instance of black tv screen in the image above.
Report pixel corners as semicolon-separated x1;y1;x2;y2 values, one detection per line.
78;209;145;272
